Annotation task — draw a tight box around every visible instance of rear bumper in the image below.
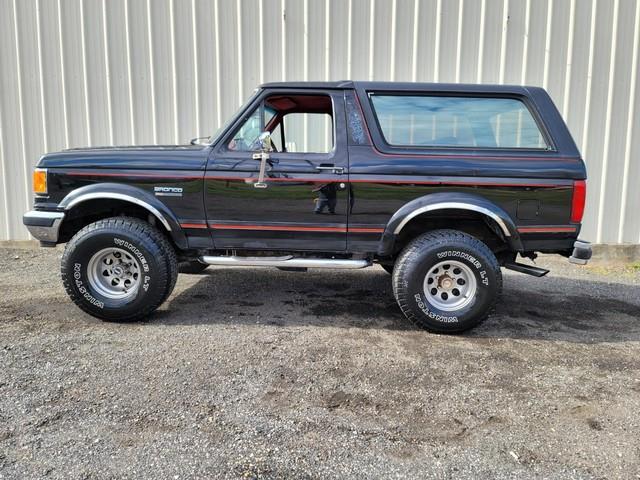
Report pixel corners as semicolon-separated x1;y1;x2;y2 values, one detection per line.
569;239;592;265
23;210;65;244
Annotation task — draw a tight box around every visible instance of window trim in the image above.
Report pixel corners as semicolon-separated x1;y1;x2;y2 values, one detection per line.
364;90;557;154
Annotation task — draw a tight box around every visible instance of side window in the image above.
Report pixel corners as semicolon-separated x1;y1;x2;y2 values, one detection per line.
227;94;334;153
283;113;333;153
490;109;547;149
369;94;548;149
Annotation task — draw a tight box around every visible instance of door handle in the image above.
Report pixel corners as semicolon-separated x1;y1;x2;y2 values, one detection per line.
315;166;344;175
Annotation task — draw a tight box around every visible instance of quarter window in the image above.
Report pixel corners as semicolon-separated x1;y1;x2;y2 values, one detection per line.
369;94;548;149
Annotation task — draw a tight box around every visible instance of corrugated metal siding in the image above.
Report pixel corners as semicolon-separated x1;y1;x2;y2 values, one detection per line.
0;0;638;243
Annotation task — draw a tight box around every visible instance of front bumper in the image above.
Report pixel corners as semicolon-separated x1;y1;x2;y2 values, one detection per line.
569;239;592;265
23;210;65;244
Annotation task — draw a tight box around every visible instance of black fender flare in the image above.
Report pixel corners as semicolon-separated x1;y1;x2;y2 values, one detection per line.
58;183;188;249
377;192;523;256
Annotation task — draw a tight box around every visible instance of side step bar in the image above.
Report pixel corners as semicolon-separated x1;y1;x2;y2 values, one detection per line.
199;255;371;269
503;261;550;277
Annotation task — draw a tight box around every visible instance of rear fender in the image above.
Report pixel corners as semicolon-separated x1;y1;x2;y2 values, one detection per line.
378;192;523;256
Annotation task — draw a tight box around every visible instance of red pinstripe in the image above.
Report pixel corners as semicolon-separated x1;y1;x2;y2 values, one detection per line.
204;175;568;188
180;223;208;229
63;171;569;188
66;171;203;179
517;226;577;233
181;223;386;233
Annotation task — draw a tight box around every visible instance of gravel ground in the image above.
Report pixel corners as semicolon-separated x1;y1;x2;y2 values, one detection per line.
1;246;639;479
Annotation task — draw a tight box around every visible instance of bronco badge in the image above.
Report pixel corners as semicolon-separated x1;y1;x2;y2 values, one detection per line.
154;186;183;197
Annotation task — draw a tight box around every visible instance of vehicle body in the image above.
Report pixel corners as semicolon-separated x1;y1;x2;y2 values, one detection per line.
24;81;591;332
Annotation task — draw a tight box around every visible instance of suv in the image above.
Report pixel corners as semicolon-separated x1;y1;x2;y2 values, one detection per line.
23;81;591;333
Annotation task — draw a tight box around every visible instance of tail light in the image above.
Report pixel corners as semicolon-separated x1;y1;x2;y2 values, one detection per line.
33;168;47;195
570;180;586;223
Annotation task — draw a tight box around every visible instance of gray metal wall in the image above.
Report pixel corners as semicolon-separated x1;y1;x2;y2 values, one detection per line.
1;0;639;244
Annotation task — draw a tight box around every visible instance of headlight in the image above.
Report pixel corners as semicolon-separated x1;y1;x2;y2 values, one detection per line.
33;168;47;195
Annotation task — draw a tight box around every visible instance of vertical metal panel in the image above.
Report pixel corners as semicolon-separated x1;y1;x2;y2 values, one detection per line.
620;0;640;243
307;0;327;81
349;0;372;80
1;0;639;243
583;0;615;243
193;0;217;137
459;0;482;83
327;0;349;79
563;1;596;152
393;0;415;82
128;0;154;144
436;0;460;82
600;0;635;243
0;0;27;239
13;0;40;210
173;0;197;144
82;0;110;146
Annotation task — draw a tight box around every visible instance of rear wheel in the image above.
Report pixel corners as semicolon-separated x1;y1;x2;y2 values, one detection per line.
392;229;501;333
61;217;178;322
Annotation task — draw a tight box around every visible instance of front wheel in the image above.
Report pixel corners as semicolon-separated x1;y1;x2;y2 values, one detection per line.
392;229;502;333
61;217;178;322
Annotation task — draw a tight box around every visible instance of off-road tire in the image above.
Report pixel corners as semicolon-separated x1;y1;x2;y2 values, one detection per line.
61;217;178;322
179;260;209;274
392;229;502;333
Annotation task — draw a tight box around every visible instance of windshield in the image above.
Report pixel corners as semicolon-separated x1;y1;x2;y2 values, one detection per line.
209;89;261;145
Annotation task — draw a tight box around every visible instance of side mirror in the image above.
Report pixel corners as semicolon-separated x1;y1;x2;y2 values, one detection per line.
190;136;211;146
257;131;273;152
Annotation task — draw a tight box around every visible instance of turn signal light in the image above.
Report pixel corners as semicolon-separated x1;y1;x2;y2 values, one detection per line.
33;168;47;195
571;179;586;223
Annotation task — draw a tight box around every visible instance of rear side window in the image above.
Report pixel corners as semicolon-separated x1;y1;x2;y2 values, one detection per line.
369;94;548;149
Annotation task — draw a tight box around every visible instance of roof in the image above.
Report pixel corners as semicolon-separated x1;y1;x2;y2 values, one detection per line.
259;80;539;95
259;81;354;89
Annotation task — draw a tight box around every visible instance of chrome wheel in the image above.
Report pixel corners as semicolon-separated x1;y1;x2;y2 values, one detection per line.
87;247;142;300
423;260;477;312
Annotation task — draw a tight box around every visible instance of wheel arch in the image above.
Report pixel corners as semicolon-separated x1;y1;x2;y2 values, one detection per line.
378;192;523;256
58;183;188;249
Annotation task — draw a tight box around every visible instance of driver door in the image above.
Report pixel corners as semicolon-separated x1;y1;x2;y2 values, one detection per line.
204;89;349;251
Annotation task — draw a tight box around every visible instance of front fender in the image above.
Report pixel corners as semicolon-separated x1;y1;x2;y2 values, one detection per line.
378;192;523;256
58;183;188;249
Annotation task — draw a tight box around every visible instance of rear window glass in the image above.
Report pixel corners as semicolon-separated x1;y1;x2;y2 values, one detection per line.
369;94;548;149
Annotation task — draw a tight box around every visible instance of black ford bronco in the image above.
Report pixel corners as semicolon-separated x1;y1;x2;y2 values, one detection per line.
24;81;591;333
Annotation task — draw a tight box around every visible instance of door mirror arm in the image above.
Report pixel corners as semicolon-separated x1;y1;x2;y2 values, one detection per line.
252;131;273;188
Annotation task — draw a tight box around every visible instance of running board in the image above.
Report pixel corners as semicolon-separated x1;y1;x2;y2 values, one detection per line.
503;261;550;277
199;255;371;269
